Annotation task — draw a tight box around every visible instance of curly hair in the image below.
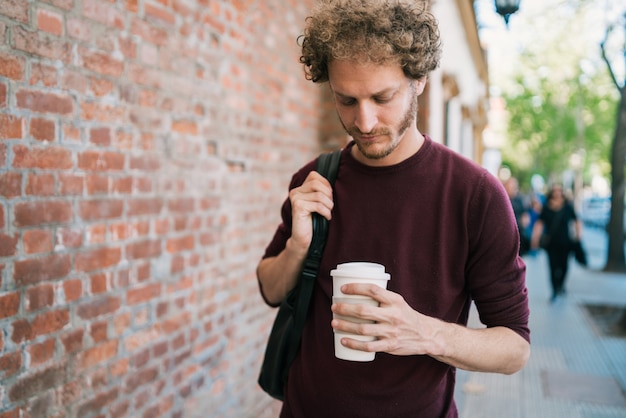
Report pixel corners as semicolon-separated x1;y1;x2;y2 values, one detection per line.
299;0;442;83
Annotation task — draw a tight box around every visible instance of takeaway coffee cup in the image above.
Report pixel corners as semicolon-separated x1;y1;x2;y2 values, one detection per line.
330;262;390;361
330;262;390;299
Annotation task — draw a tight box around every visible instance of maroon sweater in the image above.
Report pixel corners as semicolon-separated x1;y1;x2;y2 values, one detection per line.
262;137;530;418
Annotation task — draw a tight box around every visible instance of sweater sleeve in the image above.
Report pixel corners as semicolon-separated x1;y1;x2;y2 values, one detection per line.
465;171;530;343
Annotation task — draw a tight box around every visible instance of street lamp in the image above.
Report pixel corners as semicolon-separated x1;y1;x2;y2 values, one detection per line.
494;0;521;26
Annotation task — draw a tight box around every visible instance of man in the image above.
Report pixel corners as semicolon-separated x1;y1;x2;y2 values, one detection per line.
257;1;530;417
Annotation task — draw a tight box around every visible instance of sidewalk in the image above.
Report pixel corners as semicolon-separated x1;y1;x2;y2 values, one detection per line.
456;228;626;418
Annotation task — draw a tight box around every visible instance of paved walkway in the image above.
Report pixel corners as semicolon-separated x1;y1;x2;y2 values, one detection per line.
456;227;626;418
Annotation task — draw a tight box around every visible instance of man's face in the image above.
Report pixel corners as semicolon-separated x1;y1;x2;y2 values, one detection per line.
328;59;425;165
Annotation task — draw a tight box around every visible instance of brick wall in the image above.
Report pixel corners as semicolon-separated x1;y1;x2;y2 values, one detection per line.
0;0;326;416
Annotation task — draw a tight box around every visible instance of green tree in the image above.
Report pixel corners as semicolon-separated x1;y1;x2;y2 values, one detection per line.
502;70;616;186
600;14;626;272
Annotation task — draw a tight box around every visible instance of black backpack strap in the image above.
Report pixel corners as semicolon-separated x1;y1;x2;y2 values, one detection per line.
286;149;342;365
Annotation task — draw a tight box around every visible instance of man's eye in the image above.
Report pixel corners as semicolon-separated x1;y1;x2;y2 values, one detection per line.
375;97;392;104
339;98;356;106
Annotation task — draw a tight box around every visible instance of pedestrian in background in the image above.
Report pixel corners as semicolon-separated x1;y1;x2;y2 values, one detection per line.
504;177;530;256
531;184;582;302
257;1;530;416
525;194;543;257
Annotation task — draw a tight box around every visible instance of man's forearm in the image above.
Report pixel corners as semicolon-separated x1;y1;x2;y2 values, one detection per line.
257;238;309;305
430;322;530;374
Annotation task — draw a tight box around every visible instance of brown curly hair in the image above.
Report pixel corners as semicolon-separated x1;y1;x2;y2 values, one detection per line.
299;0;442;83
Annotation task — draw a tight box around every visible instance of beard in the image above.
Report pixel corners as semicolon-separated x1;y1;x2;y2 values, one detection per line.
340;85;419;161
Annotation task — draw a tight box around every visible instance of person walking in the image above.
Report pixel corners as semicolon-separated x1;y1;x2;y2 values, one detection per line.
504;177;531;256
531;184;583;302
257;1;530;417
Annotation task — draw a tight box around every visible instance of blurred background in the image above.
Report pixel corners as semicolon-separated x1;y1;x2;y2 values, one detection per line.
0;0;624;417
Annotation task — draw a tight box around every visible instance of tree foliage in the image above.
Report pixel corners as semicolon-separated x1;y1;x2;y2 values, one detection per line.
502;71;618;188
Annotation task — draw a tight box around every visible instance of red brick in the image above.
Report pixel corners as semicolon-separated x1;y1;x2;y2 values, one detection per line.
85;174;108;195
0;292;20;319
127;283;161;305
30;62;58;87
61;329;84;353
76;340;118;370
0;352;22;378
90;273;108;294
82;0;124;29
75;246;121;272
0;114;24;139
77;296;121;319
15;89;73;115
90;77;115;97
79;199;123;221
85;223;106;244
166;235;195;253
127;198;163;216
13;26;70;61
90;320;108;343
78;150;125;171
37;8;64;36
59;173;84;195
12;144;72;169
145;3;175;25
30;117;55;141
11;319;33;343
26;283;55;311
26;173;56;196
89;127;111;146
110;358;129;378
0;82;6;108
0;233;18;257
14;200;72;227
80;48;124;77
0;0;29;23
63;279;82;302
27;338;56;365
126;240;161;260
62;123;81;142
8;363;66;402
0;52;26;80
113;176;132;194
129;155;161;171
23;229;54;254
32;309;69;337
14;254;71;286
125;366;158;394
57;227;83;248
76;388;119;418
171;119;197;134
67;17;91;41
168;198;194;213
0;172;22;198
58;380;83;407
0;204;6;227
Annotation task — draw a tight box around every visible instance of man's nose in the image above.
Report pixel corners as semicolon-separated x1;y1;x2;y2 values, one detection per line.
354;102;377;134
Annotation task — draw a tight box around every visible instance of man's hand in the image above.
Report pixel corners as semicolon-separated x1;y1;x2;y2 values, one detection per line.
331;283;530;374
256;170;334;305
331;284;439;357
288;170;334;252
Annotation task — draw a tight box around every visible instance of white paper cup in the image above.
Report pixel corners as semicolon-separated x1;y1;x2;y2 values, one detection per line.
330;262;390;361
332;296;379;324
333;331;376;362
330;262;390;299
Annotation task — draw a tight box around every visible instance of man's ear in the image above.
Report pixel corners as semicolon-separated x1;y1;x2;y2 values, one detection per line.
415;77;427;95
